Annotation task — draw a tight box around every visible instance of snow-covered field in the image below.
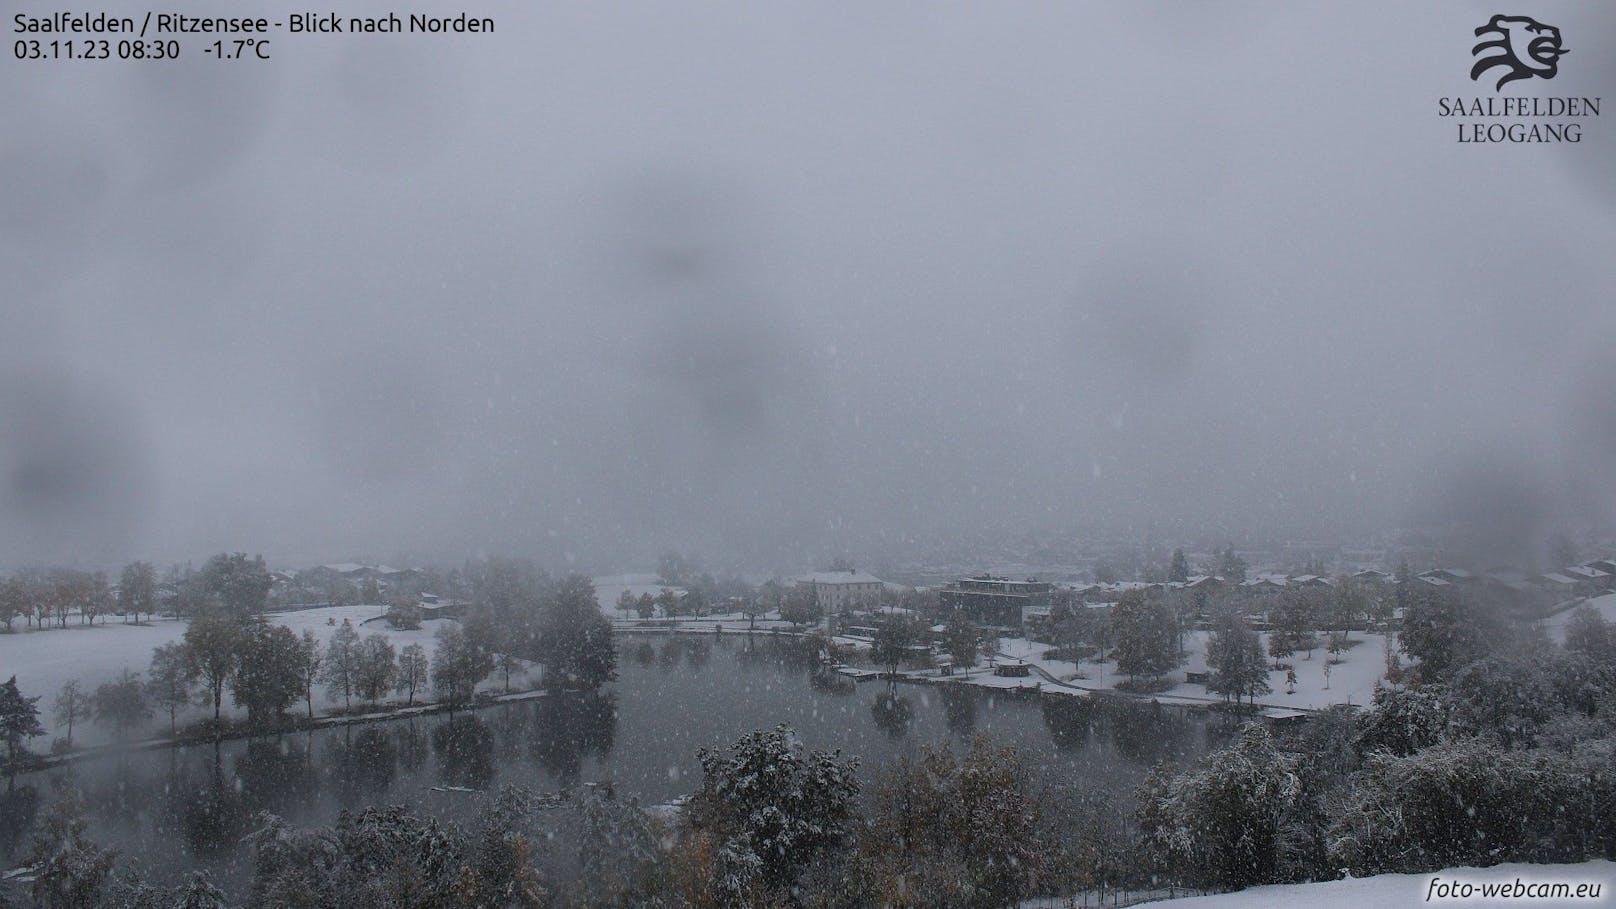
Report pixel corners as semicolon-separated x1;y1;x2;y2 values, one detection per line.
998;628;1391;711
1144;861;1616;909
1543;593;1616;643
0;604;535;747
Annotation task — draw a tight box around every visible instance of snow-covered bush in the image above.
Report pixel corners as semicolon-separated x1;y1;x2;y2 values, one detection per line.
1328;738;1583;874
1137;723;1302;890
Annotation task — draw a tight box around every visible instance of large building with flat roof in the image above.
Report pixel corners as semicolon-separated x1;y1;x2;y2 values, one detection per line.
938;575;1051;630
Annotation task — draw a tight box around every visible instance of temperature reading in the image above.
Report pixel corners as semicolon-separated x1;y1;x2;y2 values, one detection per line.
207;38;270;60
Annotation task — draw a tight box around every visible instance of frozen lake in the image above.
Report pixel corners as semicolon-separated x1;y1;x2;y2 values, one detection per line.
0;632;1227;891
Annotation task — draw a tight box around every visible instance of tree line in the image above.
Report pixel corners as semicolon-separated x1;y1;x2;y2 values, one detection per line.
1;572;615;766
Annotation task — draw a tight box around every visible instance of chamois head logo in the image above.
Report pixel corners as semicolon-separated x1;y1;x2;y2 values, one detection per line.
1471;15;1567;90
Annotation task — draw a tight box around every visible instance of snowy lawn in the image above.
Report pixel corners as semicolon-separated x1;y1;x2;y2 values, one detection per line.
0;603;537;747
997;629;1392;711
1543;592;1616;643
1136;861;1616;909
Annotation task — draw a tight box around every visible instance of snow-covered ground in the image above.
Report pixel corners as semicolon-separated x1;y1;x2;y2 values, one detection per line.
1137;861;1616;909
593;573;684;619
0;603;536;747
997;628;1391;711
1543;592;1616;643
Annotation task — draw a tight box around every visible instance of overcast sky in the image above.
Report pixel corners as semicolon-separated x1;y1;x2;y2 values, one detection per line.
4;2;1615;571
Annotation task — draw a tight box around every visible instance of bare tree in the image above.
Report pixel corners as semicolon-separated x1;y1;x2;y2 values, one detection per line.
396;643;428;706
52;680;89;746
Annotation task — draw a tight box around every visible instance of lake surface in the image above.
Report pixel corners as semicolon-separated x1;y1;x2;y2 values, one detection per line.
0;632;1229;891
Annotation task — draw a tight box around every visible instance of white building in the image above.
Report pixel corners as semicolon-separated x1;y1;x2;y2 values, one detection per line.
794;570;885;614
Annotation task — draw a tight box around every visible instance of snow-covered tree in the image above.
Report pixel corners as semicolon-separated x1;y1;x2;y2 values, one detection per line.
1354;683;1451;756
0;674;45;768
118;561;158;625
862;736;1045;907
322;619;361;710
396;643;429;706
29;786;116;909
1206;613;1270;706
576;784;663;901
296;629;323;719
52;680;88;747
1110;590;1181;683
1138;723;1302;889
871;614;918;676
1328;738;1580;875
432;621;494;708
353;634;398;705
147;642;196;734
685;724;860;903
184;614;246;722
231;621;306;725
537;575;616;691
92;669;152;740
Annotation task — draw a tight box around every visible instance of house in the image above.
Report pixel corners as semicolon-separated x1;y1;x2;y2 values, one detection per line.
1352;569;1392;584
1419;568;1473;584
938;576;1051;630
1564;565;1614;591
794;570;885;615
1535;572;1589;599
1290;575;1335;588
1583;559;1616;577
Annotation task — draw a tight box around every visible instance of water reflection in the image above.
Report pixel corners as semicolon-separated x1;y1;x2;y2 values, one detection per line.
528;693;616;787
941;685;977;735
0;782;40;859
171;749;249;856
870;690;914;740
1039;694;1197;766
396;722;427;773
433;715;495;790
236;736;317;817
329;727;398;798
631;641;656;666
0;634;1223;886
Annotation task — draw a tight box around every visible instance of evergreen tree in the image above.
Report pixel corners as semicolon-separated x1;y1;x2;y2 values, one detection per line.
1217;546;1248;584
1169;548;1191;584
1110;590;1181;681
0;675;45;767
537;575;616;691
1207;613;1271;706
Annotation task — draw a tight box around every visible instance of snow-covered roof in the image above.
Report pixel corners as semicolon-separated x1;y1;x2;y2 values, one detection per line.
1565;565;1609;580
796;571;883;585
1419;576;1451;587
1539;573;1580;585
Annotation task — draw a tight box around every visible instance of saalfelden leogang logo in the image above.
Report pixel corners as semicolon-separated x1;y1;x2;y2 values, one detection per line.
1437;14;1600;143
